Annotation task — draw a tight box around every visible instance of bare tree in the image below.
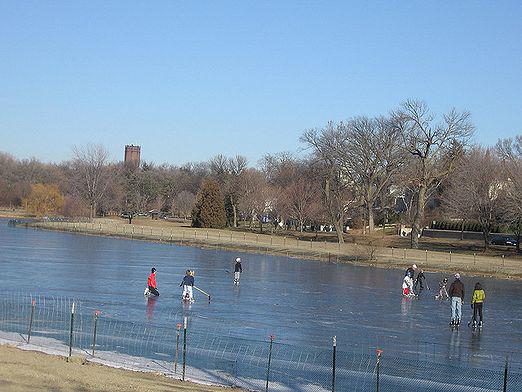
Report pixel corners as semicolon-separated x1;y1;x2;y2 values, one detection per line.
238;168;272;232
443;147;503;250
393;100;474;248
327;116;405;233
302;123;357;243
282;175;321;232
70;144;114;219
173;190;196;219
496;135;522;253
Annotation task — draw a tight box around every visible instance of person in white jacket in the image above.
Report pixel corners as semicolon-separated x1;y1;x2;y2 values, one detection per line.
403;275;415;296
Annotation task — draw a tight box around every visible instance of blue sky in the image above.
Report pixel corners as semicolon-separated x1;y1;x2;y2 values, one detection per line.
1;1;521;166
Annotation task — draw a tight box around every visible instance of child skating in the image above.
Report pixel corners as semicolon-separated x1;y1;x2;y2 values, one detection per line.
435;278;449;300
469;282;485;329
402;274;415;297
233;257;242;285
180;270;195;302
144;267;160;296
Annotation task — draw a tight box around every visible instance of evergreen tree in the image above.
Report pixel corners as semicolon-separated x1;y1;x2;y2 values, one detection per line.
192;179;227;228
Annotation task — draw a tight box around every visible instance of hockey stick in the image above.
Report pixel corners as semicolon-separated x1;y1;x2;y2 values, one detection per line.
193;286;211;301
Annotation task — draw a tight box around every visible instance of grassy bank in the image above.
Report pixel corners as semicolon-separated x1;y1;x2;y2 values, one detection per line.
0;208;35;219
0;344;242;392
22;218;522;280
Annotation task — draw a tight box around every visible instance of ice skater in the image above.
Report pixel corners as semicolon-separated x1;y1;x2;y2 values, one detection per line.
180;270;195;302
469;282;485;329
233;257;242;285
449;273;464;327
414;268;429;292
405;264;417;279
144;267;160;296
435;278;449;300
402;273;415;297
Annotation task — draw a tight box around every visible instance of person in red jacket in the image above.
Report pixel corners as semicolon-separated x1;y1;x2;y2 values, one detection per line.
146;268;160;296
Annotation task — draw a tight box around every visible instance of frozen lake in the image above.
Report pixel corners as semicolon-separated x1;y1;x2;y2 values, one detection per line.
1;219;521;390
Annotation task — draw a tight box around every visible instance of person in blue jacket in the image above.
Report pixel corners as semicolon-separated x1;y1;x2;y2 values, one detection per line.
180;270;195;301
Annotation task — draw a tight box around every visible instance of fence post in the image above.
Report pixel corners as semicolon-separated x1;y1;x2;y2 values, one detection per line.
376;349;383;392
266;335;275;392
502;254;505;267
503;356;509;392
194;230;196;240
449;251;452;263
68;302;75;358
174;322;182;373
310;239;313;249
391;247;394;257
182;317;188;381
92;310;100;356
473;253;476;266
331;336;337;392
425;250;428;262
284;237;286;247
27;299;36;343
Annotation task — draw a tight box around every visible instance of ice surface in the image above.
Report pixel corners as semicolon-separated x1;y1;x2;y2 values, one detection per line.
1;219;521;391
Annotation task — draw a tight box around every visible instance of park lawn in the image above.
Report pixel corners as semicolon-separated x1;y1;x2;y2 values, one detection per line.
98;216;521;260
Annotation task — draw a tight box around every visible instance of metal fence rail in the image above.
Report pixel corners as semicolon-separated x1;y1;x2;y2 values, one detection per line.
1;293;521;392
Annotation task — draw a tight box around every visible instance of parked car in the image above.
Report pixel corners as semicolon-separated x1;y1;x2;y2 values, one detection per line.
490;236;518;247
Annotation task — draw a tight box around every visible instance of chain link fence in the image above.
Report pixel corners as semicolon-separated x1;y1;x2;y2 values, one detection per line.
1;293;521;391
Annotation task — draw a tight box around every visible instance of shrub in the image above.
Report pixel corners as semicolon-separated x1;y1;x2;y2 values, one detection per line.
191;179;227;229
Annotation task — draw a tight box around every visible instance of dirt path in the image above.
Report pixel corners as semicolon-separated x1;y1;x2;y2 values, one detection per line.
0;344;242;392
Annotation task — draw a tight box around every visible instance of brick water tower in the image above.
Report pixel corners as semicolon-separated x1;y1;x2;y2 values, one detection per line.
124;145;141;169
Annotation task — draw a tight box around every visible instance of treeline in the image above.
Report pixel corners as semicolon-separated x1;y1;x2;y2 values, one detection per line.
1;99;521;251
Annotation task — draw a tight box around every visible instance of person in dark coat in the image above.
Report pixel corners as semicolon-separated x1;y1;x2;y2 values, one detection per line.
233;257;242;285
